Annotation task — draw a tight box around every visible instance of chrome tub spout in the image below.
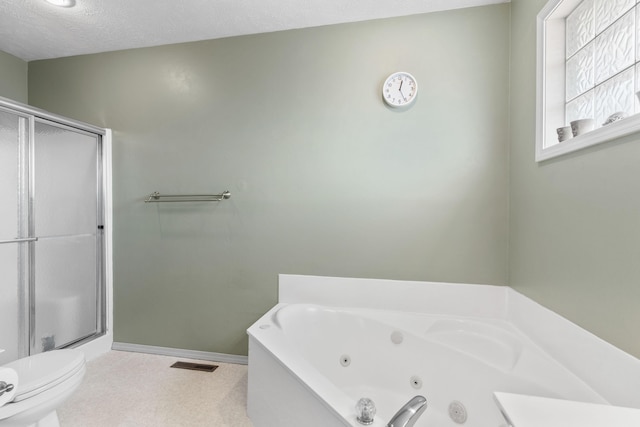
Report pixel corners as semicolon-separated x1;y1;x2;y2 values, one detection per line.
386;395;427;427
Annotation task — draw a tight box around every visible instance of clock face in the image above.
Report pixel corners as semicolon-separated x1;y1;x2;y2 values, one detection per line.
382;72;418;107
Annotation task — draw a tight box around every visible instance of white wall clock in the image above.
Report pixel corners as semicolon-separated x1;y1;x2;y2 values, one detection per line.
382;72;418;108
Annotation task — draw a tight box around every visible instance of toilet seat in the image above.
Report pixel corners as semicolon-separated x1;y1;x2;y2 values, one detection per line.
3;350;85;402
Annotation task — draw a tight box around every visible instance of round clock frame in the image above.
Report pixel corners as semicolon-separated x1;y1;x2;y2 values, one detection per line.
382;72;418;108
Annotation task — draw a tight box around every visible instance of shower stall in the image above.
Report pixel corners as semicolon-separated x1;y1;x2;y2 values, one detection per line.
0;97;109;366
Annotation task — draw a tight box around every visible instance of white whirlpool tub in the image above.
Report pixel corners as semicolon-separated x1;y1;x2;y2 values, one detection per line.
247;275;640;427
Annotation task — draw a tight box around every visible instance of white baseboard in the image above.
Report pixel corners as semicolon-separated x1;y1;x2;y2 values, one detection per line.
112;342;248;365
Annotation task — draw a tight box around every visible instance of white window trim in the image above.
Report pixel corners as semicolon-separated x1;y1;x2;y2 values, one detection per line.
536;0;640;162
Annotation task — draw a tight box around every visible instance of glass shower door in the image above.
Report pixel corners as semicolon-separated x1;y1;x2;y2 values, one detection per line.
32;120;101;353
0;109;28;365
0;99;105;362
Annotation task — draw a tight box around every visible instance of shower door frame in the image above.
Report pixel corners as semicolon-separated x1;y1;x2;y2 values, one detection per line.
0;95;112;360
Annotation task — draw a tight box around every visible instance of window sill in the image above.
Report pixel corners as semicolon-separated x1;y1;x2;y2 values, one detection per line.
535;114;640;162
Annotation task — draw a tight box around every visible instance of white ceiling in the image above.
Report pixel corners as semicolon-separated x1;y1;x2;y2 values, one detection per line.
0;0;508;62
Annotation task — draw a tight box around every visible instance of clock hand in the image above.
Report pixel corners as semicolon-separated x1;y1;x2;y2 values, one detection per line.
399;79;407;99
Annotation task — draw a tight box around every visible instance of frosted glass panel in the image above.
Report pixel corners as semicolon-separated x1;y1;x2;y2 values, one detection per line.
566;89;595;124
566;41;595;101
635;63;640;113
0;110;21;364
637;6;640;63
0;245;19;365
0;110;19;239
595;0;635;33
595;67;635;125
35;121;98;237
594;10;635;84
35;236;97;351
567;0;595;58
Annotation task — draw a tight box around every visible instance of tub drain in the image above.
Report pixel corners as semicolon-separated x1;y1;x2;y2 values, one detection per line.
390;330;404;344
448;401;467;424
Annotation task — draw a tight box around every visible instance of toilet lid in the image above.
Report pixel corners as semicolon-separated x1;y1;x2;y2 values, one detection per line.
3;349;85;402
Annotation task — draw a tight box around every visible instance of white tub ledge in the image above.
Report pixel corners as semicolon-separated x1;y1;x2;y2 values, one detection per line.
494;392;640;427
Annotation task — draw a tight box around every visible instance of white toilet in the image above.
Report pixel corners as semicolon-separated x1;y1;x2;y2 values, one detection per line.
0;349;86;427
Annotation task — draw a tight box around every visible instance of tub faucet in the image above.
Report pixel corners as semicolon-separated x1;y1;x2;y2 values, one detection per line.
386;395;427;427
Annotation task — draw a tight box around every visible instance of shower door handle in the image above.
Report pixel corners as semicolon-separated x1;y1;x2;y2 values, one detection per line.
0;237;38;244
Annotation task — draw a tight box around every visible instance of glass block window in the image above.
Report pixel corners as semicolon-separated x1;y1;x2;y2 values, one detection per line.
537;0;640;161
565;0;638;126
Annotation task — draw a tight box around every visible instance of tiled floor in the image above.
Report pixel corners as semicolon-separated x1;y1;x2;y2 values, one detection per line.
58;350;253;427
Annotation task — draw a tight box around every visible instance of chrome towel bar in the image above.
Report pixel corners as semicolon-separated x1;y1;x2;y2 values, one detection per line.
0;237;39;244
144;191;231;203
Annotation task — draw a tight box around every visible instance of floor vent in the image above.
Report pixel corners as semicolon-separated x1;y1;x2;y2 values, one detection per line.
170;361;219;372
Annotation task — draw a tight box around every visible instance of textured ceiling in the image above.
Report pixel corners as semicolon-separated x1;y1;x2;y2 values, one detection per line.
0;0;508;62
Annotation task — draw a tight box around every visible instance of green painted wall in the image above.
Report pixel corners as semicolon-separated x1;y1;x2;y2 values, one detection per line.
509;0;640;358
28;5;510;356
0;50;27;103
